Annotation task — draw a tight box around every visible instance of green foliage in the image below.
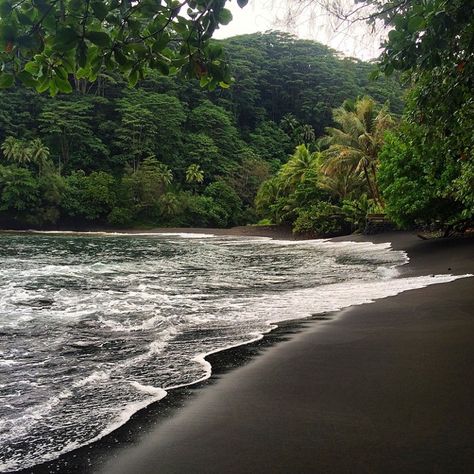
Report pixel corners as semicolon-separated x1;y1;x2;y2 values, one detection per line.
371;0;473;78
452;159;474;221
368;0;473;231
62;171;117;221
220;32;404;133
183;195;229;228
107;207;133;227
248;120;292;167
292;202;350;237
204;180;243;227
255;143;332;229
186;164;204;185
228;153;271;207
182;133;220;179
323;96;394;206
39;98;108;172
115;91;186;170
188;100;243;174
341;194;372;232
378;125;466;229
0;164;39;213
0;32;405;230
0;0;243;95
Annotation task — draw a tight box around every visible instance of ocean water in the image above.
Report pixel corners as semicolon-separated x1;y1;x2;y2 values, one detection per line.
0;232;469;472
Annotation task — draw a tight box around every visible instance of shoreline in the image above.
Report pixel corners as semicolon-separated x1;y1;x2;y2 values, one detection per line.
0;225;299;241
8;230;474;473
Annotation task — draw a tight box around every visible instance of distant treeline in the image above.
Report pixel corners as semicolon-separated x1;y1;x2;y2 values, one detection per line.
0;32;404;229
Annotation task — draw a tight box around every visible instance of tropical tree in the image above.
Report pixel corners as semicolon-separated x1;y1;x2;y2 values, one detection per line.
319;168;365;202
28;139;52;176
323;97;394;206
1;137;34;165
280;113;299;135
279;144;322;191
0;0;243;95
297;124;316;145
115;105;157;172
155;163;174;188
38;99;108;172
186;164;205;186
159;193;181;219
255;177;281;221
1;137;20;162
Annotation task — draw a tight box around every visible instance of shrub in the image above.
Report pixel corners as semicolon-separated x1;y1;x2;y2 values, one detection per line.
183;195;228;227
292;202;351;237
107;207;134;227
62;171;117;221
204;181;243;226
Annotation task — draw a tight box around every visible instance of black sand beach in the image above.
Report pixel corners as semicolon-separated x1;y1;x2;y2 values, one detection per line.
16;230;474;474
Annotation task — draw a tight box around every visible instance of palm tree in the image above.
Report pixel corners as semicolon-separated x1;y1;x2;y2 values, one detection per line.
1;137;18;161
155;163;173;186
28;139;52;175
255;177;281;220
280;113;299;135
141;156;173;186
185;164;204;187
323;96;394;206
159;192;180;217
319;168;365;201
1;137;31;164
297;124;316;145
279;144;322;191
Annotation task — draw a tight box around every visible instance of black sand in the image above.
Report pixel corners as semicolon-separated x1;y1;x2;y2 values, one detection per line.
17;231;474;474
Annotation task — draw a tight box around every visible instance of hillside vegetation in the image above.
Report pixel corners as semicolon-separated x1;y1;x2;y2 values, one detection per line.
0;32;404;230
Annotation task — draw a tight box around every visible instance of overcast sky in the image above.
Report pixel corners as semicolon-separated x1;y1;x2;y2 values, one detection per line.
213;0;383;61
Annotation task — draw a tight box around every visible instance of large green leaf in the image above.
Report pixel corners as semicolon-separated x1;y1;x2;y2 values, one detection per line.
86;31;111;48
0;73;14;88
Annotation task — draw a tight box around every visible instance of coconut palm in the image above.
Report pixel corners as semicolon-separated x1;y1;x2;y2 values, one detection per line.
28;139;52;175
141;156;173;186
280;113;299;135
255;177;281;219
159;192;180;217
155;163;173;186
297;124;316;145
319;167;365;201
323;96;394;206
185;164;204;184
1;137;31;164
279;144;322;191
1;137;18;161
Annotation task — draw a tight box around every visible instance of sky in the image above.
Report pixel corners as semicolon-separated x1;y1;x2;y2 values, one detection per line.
213;0;383;61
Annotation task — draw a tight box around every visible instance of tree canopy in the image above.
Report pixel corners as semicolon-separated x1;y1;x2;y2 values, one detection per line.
0;32;404;230
0;0;248;95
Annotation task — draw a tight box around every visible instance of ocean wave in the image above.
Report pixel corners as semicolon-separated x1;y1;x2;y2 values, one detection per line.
0;232;471;472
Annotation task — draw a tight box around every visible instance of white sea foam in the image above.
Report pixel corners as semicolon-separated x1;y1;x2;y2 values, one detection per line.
2;229;216;238
73;371;110;388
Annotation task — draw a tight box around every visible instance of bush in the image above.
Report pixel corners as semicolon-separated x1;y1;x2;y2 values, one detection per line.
341;194;371;232
183;195;228;227
378;126;466;229
292;202;351;237
62;171;117;221
204;181;243;227
107;207;134;227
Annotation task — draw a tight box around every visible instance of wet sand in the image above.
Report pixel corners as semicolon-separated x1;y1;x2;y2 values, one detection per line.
18;230;474;474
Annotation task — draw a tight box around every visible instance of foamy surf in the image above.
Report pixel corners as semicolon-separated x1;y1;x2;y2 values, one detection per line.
0;232;471;472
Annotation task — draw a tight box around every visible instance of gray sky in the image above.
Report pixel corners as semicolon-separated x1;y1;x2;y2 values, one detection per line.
213;0;383;61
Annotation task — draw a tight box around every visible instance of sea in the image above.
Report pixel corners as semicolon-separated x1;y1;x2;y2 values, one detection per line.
0;232;469;472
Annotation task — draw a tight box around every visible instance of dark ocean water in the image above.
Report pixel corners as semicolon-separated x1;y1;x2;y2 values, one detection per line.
0;232;466;472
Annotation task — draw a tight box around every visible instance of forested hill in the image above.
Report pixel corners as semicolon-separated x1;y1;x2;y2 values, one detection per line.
219;33;404;134
0;32;404;229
